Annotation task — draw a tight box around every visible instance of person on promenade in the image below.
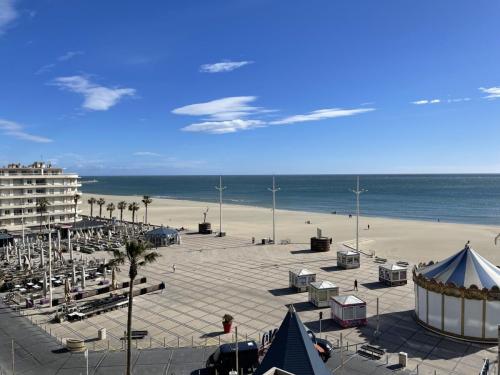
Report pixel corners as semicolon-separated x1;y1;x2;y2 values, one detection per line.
172;264;176;273
354;279;358;291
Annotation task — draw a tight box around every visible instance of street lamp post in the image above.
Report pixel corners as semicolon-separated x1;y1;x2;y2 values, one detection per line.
349;176;366;253
268;176;280;244
215;176;226;236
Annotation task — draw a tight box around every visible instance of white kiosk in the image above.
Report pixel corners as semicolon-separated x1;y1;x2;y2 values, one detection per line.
289;269;316;292
379;264;408;286
308;281;339;307
337;250;360;269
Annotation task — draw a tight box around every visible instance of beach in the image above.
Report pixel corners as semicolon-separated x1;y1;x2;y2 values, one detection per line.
81;193;500;265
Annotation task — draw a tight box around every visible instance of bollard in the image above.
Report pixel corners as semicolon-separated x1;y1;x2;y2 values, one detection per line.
136;339;138;349
416;364;419;374
163;337;166;348
347;342;349;350
93;341;96;350
177;337;180;347
107;340;110;350
191;336;194;347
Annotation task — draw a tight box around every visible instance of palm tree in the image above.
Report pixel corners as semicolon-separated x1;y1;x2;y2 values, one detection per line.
106;202;116;219
87;197;97;217
73;194;80;226
36;198;50;237
141;196;153;224
118;201;127;222
97;198;106;217
108;240;160;375
128;202;140;225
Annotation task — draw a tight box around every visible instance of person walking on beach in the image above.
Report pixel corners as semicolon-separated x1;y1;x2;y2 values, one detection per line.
172;264;176;273
367;224;370;230
354;279;358;291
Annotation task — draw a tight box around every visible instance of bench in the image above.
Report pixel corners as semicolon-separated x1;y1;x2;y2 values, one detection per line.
130;330;148;339
358;344;385;360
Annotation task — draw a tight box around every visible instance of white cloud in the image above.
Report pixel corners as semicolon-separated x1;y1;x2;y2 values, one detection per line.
447;97;471;103
411;99;441;105
270;108;375;125
52;75;136;111
479;87;500;99
200;60;253;73
0;0;18;36
58;50;84;61
182;119;265;134
133;151;162;157
0;119;52;143
172;96;262;120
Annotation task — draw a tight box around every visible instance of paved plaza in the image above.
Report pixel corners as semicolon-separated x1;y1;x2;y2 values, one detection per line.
18;233;498;374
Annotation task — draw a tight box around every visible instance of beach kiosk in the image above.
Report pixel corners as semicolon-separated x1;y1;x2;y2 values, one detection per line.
289;269;316;292
309;281;339;307
379;264;408;286
330;295;367;328
144;226;179;247
337;250;360;269
413;242;500;343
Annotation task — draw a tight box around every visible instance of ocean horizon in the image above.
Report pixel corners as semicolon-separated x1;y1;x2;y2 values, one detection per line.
80;174;500;226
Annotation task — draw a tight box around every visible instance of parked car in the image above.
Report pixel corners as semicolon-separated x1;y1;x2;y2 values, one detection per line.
206;340;259;375
307;329;334;362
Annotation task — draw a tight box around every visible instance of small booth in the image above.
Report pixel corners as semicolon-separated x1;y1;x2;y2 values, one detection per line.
379;264;407;286
337;250;360;269
330;295;367;328
144;226;179;247
308;281;339;307
289;269;316;292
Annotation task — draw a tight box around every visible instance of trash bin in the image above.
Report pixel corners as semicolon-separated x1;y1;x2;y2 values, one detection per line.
261;239;266;245
398;352;407;367
98;328;107;340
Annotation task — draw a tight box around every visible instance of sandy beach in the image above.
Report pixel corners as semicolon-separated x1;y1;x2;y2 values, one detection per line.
81;193;500;265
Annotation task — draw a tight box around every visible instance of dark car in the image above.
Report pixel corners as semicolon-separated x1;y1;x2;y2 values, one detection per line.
307;329;334;362
206;340;259;375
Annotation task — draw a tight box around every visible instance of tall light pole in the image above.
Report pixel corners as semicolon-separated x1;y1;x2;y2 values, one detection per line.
268;176;280;244
48;217;53;307
349;176;366;253
215;176;226;236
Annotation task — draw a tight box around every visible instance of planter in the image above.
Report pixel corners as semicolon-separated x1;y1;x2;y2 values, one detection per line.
198;222;212;234
310;237;331;252
223;322;232;333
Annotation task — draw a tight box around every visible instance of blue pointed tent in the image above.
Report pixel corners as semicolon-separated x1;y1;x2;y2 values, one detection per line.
416;243;500;289
254;306;331;375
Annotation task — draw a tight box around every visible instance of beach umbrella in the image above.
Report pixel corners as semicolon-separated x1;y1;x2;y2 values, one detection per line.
64;278;71;304
112;268;117;290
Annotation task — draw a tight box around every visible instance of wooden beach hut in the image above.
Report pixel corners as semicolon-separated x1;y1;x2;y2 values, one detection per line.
308;281;339;307
337;250;360;269
379;264;408;286
330;295;367;328
289;269;316;292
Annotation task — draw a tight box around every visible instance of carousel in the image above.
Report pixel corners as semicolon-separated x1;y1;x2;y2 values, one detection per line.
413;242;500;343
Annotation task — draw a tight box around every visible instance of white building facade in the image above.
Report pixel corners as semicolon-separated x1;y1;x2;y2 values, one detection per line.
0;162;81;230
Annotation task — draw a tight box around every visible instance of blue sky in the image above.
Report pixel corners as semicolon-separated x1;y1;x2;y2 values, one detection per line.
1;0;500;175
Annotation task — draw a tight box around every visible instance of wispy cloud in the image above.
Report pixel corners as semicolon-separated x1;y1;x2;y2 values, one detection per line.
479;87;500;99
174;96;374;134
51;75;136;111
172;96;264;121
36;51;84;74
270;108;375;125
58;50;84;62
0;0;18;36
200;60;253;73
133;151;162;157
182;119;265;134
447;97;471;103
0;119;52;143
411;99;441;105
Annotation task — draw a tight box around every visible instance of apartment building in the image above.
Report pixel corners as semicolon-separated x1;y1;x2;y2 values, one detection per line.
0;162;81;230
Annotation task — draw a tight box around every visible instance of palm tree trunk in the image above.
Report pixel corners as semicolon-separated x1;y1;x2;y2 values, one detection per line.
90;204;93;217
126;277;135;375
145;205;148;224
99;206;102;217
74;203;77;226
120;210;123;221
109;211;112;219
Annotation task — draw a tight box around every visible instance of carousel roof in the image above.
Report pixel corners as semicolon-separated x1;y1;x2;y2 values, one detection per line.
416;243;500;289
145;226;178;237
309;281;337;289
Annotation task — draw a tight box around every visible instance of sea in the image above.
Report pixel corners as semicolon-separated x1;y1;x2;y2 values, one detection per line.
80;175;500;226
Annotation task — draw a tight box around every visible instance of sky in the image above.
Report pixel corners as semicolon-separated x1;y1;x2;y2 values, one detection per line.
1;0;500;175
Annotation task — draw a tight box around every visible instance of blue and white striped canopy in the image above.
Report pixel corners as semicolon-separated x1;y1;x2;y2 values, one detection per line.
417;244;500;289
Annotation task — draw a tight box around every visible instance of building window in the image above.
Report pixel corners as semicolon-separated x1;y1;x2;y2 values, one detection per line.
4;210;10;215
60;216;64;221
